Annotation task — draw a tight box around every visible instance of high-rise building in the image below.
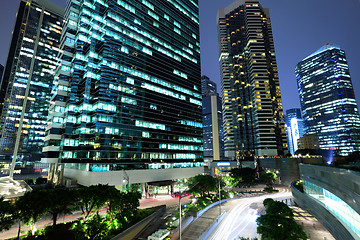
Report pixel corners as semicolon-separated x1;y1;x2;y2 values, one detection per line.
217;0;286;158
43;0;203;186
201;75;217;96
202;75;225;165
285;108;305;155
0;0;63;162
296;44;360;156
0;63;4;118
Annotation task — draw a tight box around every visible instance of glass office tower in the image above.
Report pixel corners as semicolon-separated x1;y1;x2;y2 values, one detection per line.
285;108;305;155
202;75;225;163
296;44;360;156
217;0;287;158
0;0;63;161
42;0;203;168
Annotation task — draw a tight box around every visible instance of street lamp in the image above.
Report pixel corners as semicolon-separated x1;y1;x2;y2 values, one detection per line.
218;177;222;219
123;170;129;191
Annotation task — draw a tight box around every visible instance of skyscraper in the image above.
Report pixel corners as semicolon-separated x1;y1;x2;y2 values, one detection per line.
202;75;225;164
201;75;217;96
217;0;286;158
296;44;360;156
285;108;304;155
0;0;63;162
0;63;4;119
42;0;203;186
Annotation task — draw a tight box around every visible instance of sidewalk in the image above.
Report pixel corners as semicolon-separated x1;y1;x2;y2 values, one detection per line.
180;201;227;240
291;206;335;240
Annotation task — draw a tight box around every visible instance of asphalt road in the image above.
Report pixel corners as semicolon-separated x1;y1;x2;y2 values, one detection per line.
210;189;292;240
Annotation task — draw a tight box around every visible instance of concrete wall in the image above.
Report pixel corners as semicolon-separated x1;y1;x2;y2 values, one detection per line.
259;158;323;186
300;164;360;215
64;167;204;186
291;182;355;240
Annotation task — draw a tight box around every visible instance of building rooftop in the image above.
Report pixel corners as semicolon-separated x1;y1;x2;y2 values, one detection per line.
303;43;341;61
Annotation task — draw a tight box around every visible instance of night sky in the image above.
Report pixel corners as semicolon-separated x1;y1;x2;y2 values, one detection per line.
0;0;359;112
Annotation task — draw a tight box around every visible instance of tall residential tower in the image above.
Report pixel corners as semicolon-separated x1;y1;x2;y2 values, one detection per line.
0;0;63;162
42;0;203;186
217;0;286;158
296;44;360;156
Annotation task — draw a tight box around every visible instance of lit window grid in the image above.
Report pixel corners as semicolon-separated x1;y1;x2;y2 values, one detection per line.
296;48;360;155
43;0;202;163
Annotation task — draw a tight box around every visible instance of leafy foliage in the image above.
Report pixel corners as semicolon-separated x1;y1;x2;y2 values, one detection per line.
0;197;15;232
187;174;218;197
260;171;277;187
43;188;76;226
9;184;143;239
75;184;112;219
293;180;304;192
15;189;48;235
257;199;307;240
230;168;256;187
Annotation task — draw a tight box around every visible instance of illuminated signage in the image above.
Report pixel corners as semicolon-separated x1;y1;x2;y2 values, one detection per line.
216;162;231;167
291;118;300;152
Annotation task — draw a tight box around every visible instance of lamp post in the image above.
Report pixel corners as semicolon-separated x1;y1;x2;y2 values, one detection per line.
218;177;221;218
179;192;182;240
122;170;129;191
179;182;198;240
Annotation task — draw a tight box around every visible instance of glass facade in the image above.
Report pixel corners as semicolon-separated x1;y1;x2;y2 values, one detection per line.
285;108;305;155
202;76;225;163
0;0;63;161
217;0;286;158
42;0;203;166
296;44;360;156
304;180;360;238
201;75;217;96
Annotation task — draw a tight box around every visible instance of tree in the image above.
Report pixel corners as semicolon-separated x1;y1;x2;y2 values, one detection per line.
257;199;307;240
15;189;48;235
43;188;76;226
260;171;277;188
264;200;293;218
230;168;256;187
0;197;15;232
346;151;360;162
75;184;110;219
187;174;218;197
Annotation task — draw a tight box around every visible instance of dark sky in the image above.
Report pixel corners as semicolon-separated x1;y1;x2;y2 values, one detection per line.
0;0;359;112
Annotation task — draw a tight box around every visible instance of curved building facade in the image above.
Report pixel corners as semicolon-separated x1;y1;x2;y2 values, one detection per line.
292;164;360;240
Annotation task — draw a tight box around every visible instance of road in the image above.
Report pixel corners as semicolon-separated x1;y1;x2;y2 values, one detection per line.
210;189;292;240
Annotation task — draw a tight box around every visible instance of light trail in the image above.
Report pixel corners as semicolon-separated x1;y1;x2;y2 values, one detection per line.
210;190;292;240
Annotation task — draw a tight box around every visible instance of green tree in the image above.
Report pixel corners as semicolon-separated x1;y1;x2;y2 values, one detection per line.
264;200;293;218
257;199;306;240
260;172;277;188
230;168;256;187
0;197;15;232
43;188;76;226
75;184;110;219
187;174;218;197
113;192;141;225
15;189;48;235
